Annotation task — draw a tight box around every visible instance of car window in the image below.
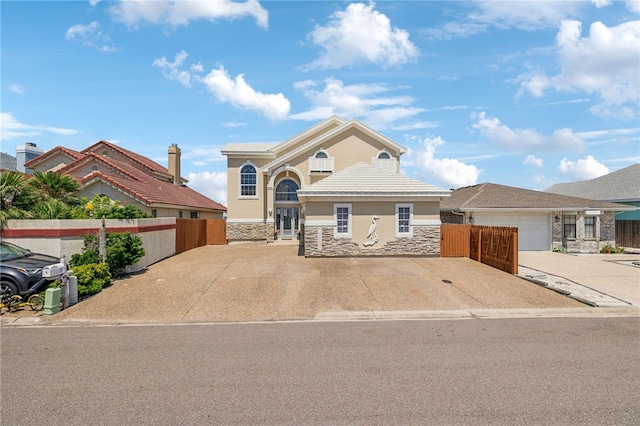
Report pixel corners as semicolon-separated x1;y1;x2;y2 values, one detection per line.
0;242;29;261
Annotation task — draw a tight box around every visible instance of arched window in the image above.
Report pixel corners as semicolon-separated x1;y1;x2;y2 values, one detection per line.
275;179;299;201
240;164;257;196
378;151;391;159
315;151;328;159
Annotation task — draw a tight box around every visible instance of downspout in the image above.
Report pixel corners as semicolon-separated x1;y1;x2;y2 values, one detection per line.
451;210;466;224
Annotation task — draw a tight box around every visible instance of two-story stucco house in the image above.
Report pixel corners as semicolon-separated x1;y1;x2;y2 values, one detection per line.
221;117;450;257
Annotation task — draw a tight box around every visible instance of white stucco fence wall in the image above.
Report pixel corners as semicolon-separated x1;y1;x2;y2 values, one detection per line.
1;218;176;273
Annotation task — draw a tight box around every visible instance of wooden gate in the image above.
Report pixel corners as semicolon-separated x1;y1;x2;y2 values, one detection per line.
470;226;518;274
440;224;470;257
440;224;518;274
616;220;640;249
176;219;226;254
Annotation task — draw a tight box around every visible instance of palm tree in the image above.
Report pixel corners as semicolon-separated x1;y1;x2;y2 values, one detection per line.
0;171;34;226
32;198;71;219
29;171;81;205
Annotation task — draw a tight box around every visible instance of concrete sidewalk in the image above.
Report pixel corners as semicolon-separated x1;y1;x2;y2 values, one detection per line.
518;251;640;307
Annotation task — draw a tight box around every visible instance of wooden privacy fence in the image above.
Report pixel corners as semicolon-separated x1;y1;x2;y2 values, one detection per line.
175;219;226;254
440;224;519;274
616;220;640;248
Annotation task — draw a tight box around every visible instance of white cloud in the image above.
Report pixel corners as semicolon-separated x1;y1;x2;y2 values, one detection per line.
222;121;247;128
428;1;583;39
9;84;24;95
469;1;583;31
628;0;640;12
291;77;431;130
407;135;480;188
152;50;201;87
524;155;544;168
592;0;612;8
184;147;226;165
0;112;78;140
472;112;586;152
303;1;418;70
109;0;268;29
521;20;640;119
202;66;290;121
558;155;609;180
65;21;116;52
187;171;227;207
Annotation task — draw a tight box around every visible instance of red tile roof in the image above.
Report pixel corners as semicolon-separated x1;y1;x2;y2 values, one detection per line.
23;146;83;168
26;142;225;212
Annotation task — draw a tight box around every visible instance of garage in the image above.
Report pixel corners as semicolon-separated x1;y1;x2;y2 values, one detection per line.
473;212;551;251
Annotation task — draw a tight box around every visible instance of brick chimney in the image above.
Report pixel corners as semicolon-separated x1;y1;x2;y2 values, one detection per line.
168;143;181;185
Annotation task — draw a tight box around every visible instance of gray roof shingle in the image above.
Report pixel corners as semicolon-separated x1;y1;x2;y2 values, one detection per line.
546;164;640;202
441;183;634;211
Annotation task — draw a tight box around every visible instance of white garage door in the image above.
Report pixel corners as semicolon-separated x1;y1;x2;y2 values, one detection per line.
473;212;551;251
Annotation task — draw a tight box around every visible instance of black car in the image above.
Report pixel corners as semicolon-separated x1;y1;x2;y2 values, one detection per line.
0;241;60;297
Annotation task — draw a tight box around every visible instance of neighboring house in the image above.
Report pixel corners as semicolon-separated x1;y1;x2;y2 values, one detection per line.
1;152;17;171
25;141;226;219
546;164;640;220
440;183;636;252
221;116;450;256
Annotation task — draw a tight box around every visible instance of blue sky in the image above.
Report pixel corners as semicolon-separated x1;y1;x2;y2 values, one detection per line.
2;0;639;206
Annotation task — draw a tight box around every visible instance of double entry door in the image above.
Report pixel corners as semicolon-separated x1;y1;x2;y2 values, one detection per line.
276;206;299;239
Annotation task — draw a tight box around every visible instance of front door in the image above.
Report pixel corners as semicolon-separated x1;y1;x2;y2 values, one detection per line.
276;207;299;239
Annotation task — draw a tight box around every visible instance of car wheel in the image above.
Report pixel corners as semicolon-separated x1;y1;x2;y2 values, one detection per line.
0;281;19;298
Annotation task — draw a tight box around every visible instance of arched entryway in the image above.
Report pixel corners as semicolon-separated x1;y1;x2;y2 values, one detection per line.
274;178;300;239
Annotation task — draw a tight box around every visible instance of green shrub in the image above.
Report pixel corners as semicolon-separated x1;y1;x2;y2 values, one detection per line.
72;263;111;297
71;232;145;276
70;195;149;219
600;244;624;254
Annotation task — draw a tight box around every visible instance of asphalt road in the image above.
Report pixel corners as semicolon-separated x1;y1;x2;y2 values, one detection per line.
2;318;639;425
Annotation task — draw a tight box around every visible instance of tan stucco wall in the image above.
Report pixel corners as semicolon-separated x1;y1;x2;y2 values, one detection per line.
2;218;176;273
31;153;72;172
226;157;271;220
305;200;440;246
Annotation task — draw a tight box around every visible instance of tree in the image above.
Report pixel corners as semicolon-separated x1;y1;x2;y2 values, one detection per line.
29;171;80;205
0;171;35;226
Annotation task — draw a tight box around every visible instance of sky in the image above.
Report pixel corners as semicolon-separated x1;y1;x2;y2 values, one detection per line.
1;0;639;207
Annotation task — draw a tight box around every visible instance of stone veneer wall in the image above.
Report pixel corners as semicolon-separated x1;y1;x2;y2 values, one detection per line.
440;211;464;224
552;211;616;253
227;222;273;242
304;226;440;257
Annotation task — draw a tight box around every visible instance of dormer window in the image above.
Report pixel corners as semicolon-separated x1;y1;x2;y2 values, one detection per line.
372;150;397;172
309;149;334;173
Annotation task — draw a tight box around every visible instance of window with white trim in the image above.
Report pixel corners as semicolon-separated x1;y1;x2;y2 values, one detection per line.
275;179;299;201
334;204;352;238
315;151;328;159
396;203;413;237
240;163;257;197
377;151;391;159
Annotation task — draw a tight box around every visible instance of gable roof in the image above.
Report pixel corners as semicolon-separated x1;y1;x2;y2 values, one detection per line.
546;164;640;202
83;140;181;183
23;146;83;168
24;141;225;212
261;119;407;174
297;162;449;200
441;183;635;211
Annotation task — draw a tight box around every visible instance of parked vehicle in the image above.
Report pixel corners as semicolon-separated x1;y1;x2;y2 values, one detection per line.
0;241;60;297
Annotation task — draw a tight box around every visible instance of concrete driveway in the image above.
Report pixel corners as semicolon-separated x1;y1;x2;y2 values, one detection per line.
518;251;640;306
32;242;588;325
